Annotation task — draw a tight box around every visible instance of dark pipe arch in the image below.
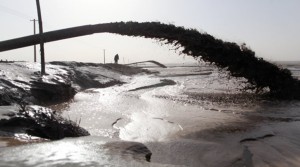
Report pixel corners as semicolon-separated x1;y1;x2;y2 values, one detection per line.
0;21;299;98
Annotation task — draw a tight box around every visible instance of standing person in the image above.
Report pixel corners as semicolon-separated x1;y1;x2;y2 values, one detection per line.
114;54;119;64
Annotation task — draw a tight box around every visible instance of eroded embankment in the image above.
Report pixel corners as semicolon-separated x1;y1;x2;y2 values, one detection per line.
0;61;150;105
0;21;299;98
0;106;90;140
0;61;149;143
0;61;74;106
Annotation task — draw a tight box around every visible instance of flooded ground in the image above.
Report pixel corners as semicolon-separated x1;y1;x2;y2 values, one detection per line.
1;63;300;167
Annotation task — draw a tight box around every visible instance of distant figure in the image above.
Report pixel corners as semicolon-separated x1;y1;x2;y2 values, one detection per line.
114;54;119;64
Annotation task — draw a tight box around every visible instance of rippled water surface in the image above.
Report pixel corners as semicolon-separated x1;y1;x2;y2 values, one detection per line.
1;63;300;167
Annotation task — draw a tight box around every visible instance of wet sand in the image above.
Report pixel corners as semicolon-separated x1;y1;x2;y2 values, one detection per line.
1;64;300;166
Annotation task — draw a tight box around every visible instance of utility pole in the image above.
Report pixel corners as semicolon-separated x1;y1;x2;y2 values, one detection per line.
36;0;45;75
103;49;105;64
30;19;38;62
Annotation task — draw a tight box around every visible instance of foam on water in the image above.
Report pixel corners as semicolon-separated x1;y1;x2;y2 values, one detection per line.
2;63;300;167
63;74;186;141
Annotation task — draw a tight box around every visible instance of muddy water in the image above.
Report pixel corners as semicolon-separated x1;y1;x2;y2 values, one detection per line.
1;64;300;167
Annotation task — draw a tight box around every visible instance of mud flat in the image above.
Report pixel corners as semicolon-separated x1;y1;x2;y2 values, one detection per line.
0;62;300;166
0;61;150;146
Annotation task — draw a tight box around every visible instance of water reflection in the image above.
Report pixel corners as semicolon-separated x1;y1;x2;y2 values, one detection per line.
0;137;158;167
1;64;300;167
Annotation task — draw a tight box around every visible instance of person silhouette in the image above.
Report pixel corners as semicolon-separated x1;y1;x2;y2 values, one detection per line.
114;54;119;64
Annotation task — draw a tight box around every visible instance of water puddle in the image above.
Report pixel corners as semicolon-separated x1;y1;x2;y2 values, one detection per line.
1;65;300;167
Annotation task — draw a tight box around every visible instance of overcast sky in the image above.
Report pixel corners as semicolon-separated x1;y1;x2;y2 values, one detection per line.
0;0;299;64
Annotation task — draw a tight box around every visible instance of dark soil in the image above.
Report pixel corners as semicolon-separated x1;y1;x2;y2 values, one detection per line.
0;106;90;140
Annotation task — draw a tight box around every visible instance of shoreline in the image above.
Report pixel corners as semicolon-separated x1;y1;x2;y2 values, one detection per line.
0;61;151;147
1;61;300;166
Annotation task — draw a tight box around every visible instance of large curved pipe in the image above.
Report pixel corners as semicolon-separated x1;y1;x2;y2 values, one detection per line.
0;22;299;98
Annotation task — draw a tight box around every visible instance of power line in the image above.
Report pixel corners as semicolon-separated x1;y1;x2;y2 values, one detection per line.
0;4;32;20
0;4;112;63
0;4;52;28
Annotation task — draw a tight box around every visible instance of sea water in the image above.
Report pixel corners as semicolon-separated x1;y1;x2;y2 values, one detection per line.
1;62;300;167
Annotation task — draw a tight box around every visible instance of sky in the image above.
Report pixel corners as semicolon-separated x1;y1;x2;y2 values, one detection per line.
0;0;299;64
